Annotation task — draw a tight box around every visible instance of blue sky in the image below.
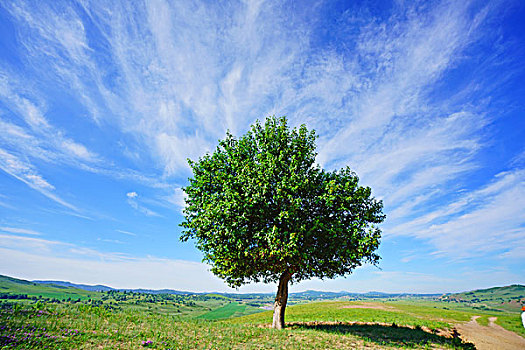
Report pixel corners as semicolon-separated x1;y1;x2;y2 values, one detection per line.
0;0;524;293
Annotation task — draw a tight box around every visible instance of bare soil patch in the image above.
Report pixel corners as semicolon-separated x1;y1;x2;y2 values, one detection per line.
455;316;525;350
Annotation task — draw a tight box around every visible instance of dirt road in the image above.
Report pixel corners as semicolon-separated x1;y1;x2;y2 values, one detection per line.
455;316;525;350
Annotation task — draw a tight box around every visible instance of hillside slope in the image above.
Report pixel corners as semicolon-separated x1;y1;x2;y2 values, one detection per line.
0;275;96;301
441;285;524;312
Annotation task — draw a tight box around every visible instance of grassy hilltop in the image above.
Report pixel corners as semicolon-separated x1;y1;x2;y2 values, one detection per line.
0;275;94;301
441;285;525;312
1;274;523;349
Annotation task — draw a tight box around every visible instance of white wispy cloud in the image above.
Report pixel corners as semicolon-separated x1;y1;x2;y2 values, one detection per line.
3;237;519;293
1;0;522;268
144;187;187;214
387;169;525;259
116;229;137;237
0;72;100;211
0;226;41;235
97;238;125;245
167;187;187;210
0;71;171;210
0;148;77;210
0;194;15;209
0;233;131;262
0;234;238;291
2;1;492;182
125;191;162;217
0;75;98;164
0;233;65;254
5;233;511;293
0;246;233;291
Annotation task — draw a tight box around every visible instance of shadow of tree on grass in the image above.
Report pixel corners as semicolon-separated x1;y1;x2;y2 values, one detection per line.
290;322;476;349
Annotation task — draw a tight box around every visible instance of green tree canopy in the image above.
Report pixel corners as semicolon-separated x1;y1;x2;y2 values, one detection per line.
181;116;385;329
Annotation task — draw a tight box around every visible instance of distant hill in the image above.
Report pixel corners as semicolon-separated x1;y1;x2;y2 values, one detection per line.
288;290;442;300
0;274;96;301
440;284;525;312
1;274;521;305
32;279;192;295
30;280;442;300
3;274;441;300
32;280;114;292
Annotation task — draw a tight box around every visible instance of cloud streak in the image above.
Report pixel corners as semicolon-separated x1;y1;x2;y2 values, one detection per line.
387;169;525;259
125;191;162;217
0;227;42;235
116;230;137;237
0;148;77;210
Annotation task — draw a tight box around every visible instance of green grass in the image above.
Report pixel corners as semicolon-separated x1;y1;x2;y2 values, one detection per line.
475;315;490;326
0;301;476;349
197;302;260;320
230;299;525;338
0;275;522;348
494;314;525;338
231;301;450;329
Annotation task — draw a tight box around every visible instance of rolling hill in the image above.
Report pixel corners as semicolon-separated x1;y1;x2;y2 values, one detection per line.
440;284;524;311
30;277;442;300
2;274;523;308
0;274;96;301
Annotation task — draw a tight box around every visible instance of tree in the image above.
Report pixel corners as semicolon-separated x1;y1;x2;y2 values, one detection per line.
180;116;385;329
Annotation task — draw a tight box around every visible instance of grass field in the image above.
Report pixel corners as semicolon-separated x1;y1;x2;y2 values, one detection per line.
0;301;478;349
197;302;261;320
1;275;523;349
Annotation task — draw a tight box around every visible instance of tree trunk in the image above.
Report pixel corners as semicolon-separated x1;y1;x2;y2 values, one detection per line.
272;271;291;329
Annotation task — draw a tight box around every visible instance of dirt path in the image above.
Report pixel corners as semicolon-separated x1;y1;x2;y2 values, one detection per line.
455;316;525;350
